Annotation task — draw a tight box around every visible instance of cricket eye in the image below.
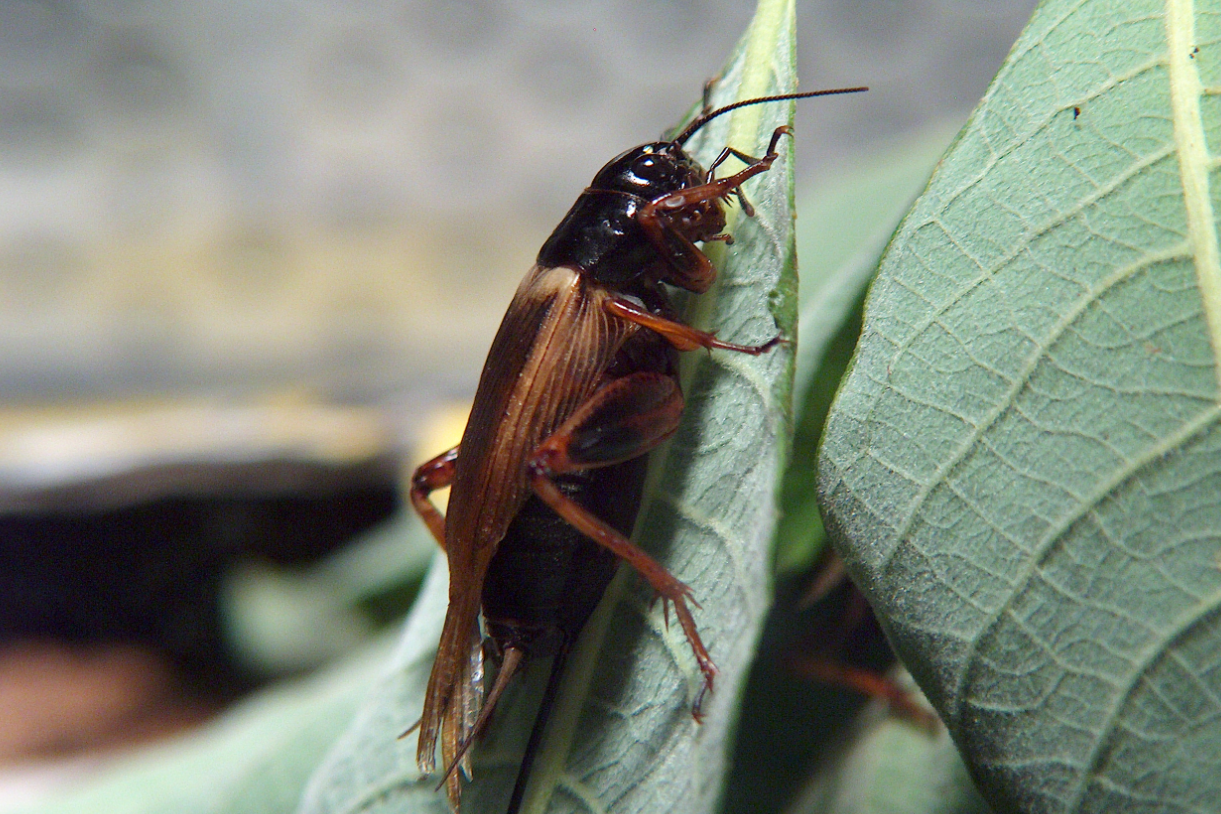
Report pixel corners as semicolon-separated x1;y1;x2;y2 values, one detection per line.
632;155;659;175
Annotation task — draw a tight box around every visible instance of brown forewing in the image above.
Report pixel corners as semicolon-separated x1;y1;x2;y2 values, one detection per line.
445;264;637;584
418;264;638;786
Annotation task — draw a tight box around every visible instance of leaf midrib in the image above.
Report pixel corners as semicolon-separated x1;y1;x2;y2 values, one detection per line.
1167;0;1221;391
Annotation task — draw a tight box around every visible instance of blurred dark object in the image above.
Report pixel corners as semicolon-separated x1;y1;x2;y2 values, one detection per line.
789;552;939;732
723;556;916;814
0;459;399;699
0;401;403;745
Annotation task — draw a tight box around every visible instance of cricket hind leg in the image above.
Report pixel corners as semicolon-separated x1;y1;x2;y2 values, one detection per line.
410;445;458;549
525;371;719;713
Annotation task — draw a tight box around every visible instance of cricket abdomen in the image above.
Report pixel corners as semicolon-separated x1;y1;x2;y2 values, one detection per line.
481;455;648;658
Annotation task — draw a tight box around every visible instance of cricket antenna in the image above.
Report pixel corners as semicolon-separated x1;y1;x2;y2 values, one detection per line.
671;85;868;147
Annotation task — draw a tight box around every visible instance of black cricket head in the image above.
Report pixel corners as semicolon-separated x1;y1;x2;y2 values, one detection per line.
589;84;870;203
537;84;867;288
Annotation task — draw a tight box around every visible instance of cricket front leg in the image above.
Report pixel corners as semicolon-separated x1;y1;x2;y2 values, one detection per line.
637;125;793;293
410;445;459;550
525;372;718;713
605;297;784;355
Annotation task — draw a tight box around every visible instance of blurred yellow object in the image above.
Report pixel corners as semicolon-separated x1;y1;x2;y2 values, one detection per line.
410;401;470;514
0;395;397;512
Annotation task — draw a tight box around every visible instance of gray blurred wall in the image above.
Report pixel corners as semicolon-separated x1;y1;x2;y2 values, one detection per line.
0;0;1036;404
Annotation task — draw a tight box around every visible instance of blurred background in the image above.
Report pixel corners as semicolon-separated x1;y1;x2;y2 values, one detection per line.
0;0;1036;805
0;0;1036;404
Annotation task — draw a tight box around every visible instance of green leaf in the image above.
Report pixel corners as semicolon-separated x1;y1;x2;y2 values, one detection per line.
795;726;991;814
301;2;802;812
224;514;433;674
11;516;435;814
720;119;965;814
788;677;991;814
819;1;1221;812
13;634;397;814
297;561;452;814
792;120;966;408
775;119;962;577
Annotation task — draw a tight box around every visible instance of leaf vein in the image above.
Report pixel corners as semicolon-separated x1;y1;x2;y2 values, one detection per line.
886;140;1178;388
1066;584;1221;811
1166;0;1221;389
888;242;1192;553
955;403;1221;727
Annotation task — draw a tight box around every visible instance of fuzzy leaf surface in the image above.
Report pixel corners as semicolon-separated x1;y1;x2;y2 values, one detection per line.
819;2;1221;812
